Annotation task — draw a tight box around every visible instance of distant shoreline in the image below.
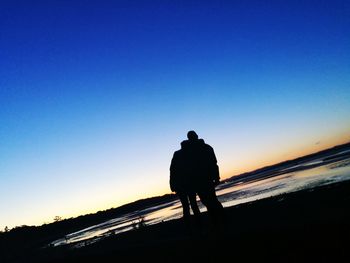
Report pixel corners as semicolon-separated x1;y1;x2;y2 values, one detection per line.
224;141;350;185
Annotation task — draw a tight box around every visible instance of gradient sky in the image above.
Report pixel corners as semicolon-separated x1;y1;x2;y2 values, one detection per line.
1;0;349;229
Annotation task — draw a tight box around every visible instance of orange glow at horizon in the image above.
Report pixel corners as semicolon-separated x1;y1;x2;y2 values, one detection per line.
220;133;350;179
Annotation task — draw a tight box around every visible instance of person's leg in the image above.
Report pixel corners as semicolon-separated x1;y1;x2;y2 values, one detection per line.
188;193;201;216
178;192;190;220
197;186;224;225
188;192;203;230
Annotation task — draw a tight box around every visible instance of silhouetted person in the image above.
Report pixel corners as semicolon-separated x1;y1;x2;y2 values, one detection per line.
183;131;224;226
170;130;224;227
170;141;201;222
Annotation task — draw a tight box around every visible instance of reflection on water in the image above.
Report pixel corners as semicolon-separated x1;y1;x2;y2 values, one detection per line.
50;156;350;248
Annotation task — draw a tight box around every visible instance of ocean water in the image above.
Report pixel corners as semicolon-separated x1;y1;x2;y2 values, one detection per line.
50;153;350;248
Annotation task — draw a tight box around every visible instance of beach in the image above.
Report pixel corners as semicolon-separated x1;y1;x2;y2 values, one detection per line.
9;178;349;263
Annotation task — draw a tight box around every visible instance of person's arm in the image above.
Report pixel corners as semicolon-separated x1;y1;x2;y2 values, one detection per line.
208;146;220;184
212;164;220;185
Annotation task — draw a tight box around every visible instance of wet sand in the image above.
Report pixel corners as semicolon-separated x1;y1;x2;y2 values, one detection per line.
21;179;350;263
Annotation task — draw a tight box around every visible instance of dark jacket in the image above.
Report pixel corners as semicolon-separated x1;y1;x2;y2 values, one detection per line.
170;139;220;193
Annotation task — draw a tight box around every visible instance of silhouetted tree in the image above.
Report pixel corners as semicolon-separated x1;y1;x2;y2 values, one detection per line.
53;216;62;222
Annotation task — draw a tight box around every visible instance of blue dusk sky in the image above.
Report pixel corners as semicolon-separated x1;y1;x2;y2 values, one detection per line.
0;0;349;228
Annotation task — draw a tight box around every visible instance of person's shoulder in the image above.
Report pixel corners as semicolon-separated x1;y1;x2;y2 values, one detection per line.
181;140;189;148
199;139;213;149
173;149;182;155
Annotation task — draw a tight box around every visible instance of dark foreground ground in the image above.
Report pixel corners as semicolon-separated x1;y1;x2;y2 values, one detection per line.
6;180;350;263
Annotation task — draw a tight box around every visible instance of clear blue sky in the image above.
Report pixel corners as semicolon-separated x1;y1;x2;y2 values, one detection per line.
1;0;349;228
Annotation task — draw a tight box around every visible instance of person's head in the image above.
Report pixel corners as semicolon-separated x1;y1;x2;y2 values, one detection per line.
187;130;198;141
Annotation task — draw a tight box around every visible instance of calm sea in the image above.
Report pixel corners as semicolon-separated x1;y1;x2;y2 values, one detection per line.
50;150;350;248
